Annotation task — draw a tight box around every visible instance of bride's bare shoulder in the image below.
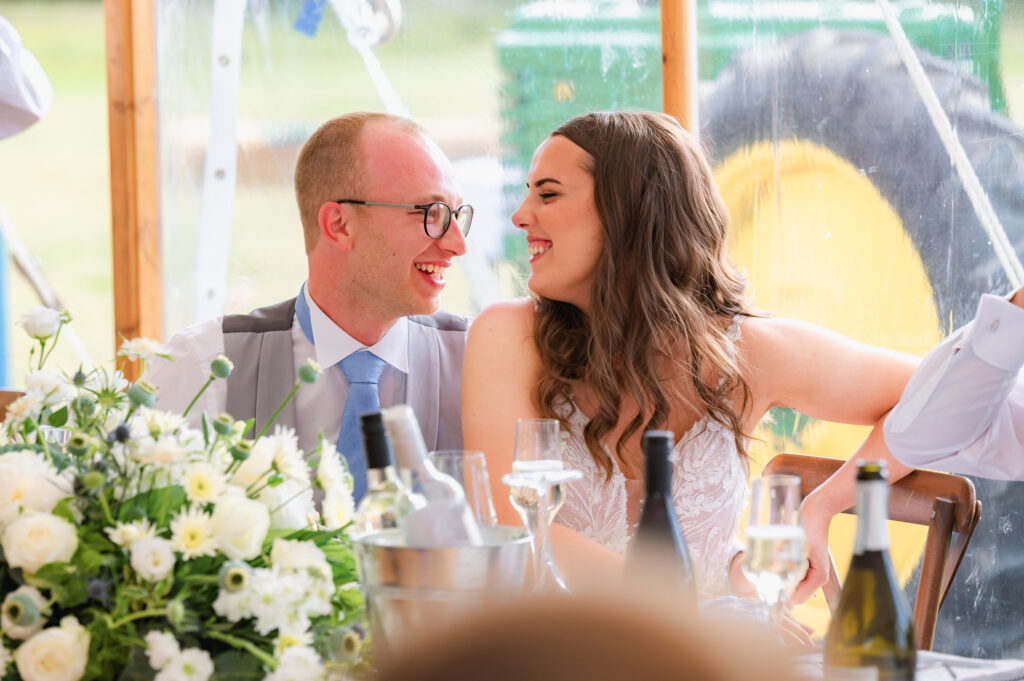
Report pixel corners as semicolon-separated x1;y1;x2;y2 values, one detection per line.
469;298;536;342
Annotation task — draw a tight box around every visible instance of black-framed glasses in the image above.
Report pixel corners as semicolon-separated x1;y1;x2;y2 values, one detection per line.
335;199;473;239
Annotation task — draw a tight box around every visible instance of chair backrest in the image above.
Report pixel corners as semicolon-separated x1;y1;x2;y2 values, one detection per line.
763;453;982;651
0;390;24;422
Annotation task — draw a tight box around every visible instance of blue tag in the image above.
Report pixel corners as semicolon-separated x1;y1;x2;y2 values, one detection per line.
293;0;327;37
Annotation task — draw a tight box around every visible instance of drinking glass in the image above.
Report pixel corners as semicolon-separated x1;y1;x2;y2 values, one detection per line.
504;418;581;593
428;450;498;526
742;474;808;630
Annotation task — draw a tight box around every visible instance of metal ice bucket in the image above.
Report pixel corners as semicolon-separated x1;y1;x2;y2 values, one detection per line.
353;525;530;653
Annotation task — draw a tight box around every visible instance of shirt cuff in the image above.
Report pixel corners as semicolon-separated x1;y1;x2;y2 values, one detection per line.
966;293;1024;373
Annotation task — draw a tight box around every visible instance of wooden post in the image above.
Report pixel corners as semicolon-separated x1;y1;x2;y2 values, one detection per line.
661;0;695;131
105;0;161;379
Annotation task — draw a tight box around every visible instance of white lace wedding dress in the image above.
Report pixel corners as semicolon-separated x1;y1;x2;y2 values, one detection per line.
555;318;748;596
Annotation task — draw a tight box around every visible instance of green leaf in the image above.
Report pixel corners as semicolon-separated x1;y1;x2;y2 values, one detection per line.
48;404;69;427
53;497;78;523
123;485;187;525
211;651;265;681
113;644;155;681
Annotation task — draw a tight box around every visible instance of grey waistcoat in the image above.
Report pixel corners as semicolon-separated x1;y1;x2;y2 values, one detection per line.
221;297;469;452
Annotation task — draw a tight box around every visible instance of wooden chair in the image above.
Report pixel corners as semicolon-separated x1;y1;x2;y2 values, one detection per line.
0;390;24;421
763;453;982;651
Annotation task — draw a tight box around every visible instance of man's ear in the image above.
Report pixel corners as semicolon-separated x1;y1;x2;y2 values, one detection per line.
318;201;356;251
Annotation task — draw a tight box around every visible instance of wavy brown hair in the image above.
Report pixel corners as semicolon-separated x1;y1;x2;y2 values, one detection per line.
534;111;753;480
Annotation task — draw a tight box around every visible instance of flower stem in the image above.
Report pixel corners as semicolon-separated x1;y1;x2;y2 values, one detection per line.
255;382;301;440
206;630;277;668
108;607;170;629
183;376;214;418
97;488;115;525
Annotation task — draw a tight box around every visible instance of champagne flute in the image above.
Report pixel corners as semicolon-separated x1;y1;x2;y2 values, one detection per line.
505;418;580;592
742;474;808;630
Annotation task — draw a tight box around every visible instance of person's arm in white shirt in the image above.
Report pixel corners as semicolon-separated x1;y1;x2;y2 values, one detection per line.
0;15;52;139
884;290;1024;479
147;318;228;426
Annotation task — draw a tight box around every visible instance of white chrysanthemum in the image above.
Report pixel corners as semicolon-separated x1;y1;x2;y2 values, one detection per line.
229;438;275;488
154;647;213;681
105;518;157;548
248;569;293;635
0;449;73;528
264;426;309;483
118;338;170;362
24;370;74;406
271;539;330;576
84;368;129;395
212;588;250;622
170;507;217;560
134;434;188;466
130;537;176;582
315;442;347;491
257;482;315;531
3;393;43;427
263;645;324;681
135;408;187;437
274;629;314;658
182;463;226;504
320;488;354;532
144;630;180;671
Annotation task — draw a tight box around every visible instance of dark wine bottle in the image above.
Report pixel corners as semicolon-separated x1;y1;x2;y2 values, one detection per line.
625;430;696;598
824;460;915;680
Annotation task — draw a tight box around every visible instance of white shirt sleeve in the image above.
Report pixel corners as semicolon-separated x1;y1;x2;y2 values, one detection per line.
884;292;1024;479
0;15;53;140
147;317;228;427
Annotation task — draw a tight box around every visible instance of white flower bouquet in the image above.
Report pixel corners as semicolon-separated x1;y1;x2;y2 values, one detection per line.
0;309;367;681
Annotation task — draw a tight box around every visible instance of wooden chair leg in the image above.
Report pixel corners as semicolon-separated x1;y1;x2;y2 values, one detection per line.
913;499;955;651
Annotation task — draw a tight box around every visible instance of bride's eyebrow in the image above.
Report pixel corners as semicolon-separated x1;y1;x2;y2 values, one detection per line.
533;178;562;188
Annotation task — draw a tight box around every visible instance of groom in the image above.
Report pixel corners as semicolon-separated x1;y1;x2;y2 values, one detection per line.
149;112;472;501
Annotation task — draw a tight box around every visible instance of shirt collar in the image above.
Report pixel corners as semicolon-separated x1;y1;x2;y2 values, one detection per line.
303;285;410;373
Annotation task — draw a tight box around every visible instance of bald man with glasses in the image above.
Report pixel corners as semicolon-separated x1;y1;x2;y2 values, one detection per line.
150;112;472;502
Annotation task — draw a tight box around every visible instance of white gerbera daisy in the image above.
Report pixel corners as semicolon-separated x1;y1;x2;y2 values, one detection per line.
182;462;226;504
105;518;157;548
274;629;314;658
170;507;217;560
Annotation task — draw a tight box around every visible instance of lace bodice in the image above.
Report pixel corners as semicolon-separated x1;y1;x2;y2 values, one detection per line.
555;317;748;596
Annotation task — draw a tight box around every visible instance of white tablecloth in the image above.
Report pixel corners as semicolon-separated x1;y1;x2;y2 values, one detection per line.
795;650;1024;681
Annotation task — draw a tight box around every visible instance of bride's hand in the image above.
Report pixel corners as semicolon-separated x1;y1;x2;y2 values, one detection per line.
792;492;833;604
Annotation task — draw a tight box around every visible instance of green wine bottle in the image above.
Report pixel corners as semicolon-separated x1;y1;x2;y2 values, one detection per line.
824;461;915;680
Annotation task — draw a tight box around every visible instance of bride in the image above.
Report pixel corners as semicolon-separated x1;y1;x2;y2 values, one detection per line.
462;110;917;608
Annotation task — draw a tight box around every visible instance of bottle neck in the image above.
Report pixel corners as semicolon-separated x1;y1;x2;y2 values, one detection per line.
645;454;672;497
853;479;890;552
366;465;399;492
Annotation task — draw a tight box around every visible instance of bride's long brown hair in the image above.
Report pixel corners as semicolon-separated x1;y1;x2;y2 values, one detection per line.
533;111;752;480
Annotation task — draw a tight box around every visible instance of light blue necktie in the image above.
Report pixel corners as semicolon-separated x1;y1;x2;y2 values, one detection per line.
294;286;385;503
337;351;386;502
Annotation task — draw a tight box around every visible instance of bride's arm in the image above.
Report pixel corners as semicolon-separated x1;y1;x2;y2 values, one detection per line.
462;300;623;588
739;317;918;603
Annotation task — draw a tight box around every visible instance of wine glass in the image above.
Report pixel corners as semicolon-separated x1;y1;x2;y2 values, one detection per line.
503;418;581;593
742;474;808;630
428;450;498;526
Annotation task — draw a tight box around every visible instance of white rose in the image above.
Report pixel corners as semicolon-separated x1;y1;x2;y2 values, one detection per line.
17;307;63;340
212;490;270;560
144;630;180;671
1;512;78;574
130;537;176;582
14;616;89;681
1;585;49;640
258;482;314;531
0;450;73;529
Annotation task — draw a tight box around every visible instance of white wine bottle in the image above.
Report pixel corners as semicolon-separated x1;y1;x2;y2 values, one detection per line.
383;405;483;547
351;411;414;537
824;460;915;680
624;430;696;600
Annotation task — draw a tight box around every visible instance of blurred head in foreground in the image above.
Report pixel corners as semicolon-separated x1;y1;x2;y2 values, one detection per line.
376;594;796;681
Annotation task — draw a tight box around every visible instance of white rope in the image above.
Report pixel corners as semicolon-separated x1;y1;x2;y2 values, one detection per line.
874;0;1024;289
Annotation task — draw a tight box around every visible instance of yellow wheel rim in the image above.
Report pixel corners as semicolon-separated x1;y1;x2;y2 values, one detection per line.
716;140;945;633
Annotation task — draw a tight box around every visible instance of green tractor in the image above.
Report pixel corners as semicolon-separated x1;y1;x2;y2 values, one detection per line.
498;0;1024;657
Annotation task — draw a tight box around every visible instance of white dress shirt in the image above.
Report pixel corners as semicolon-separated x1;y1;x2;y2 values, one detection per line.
150;285;410;456
884;292;1024;480
0;15;52;139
